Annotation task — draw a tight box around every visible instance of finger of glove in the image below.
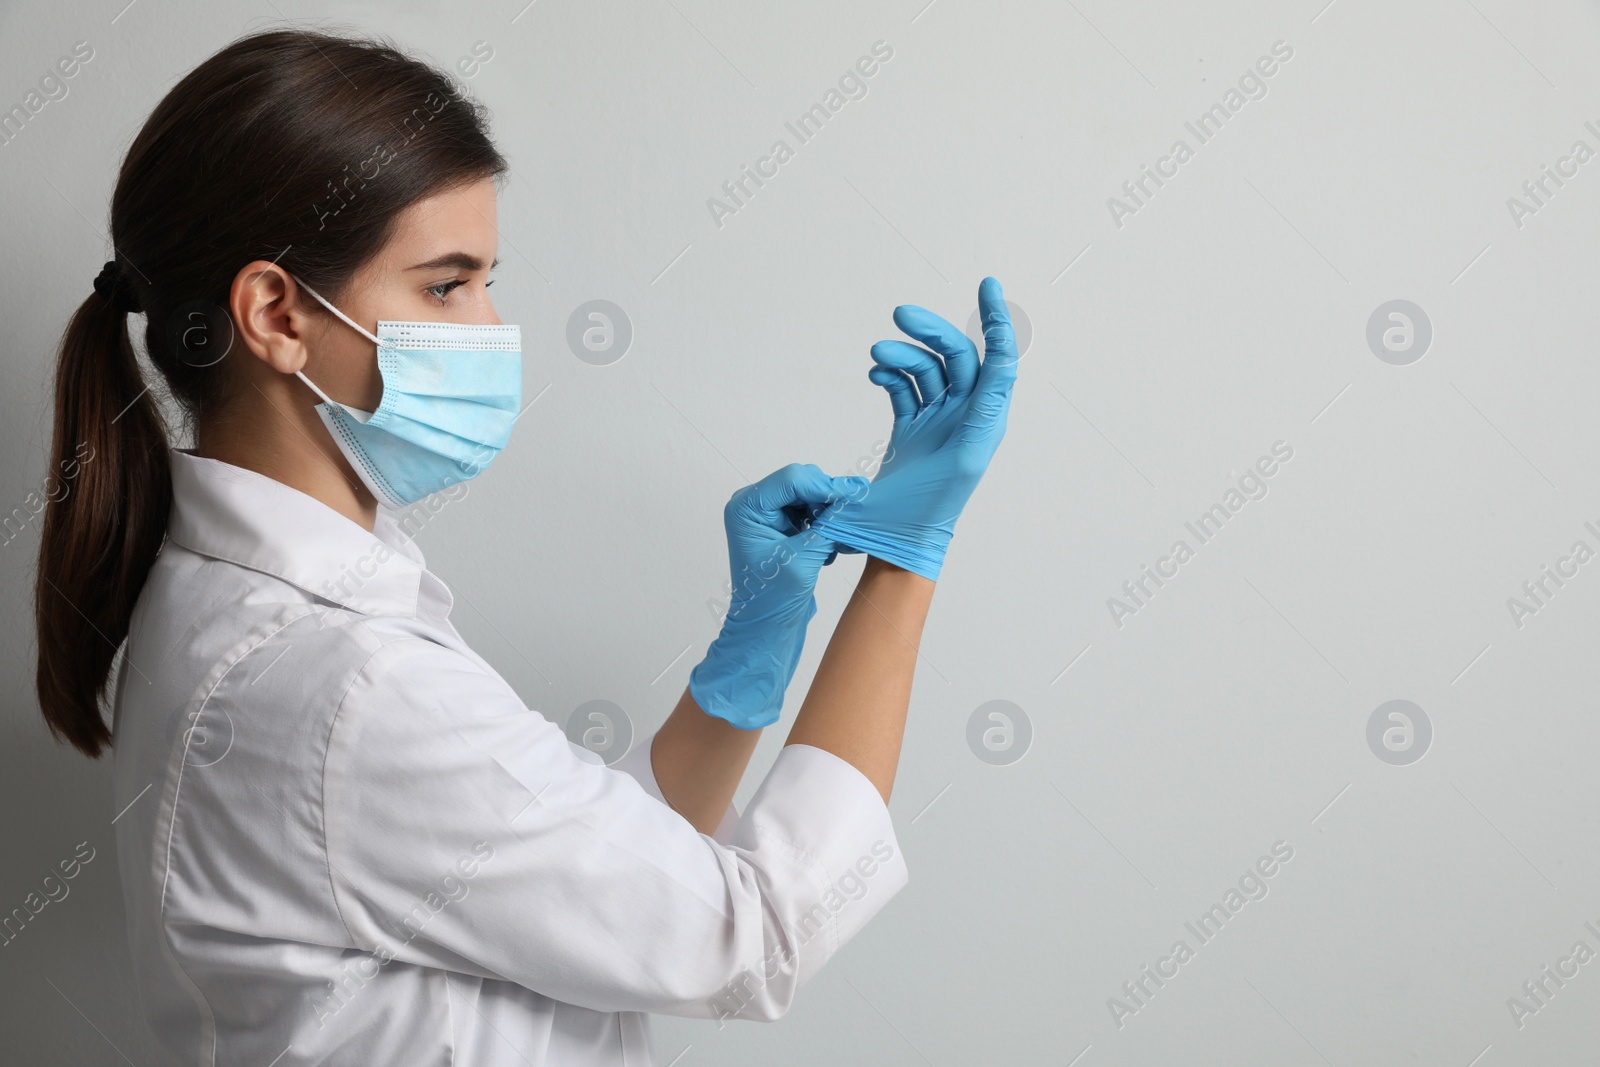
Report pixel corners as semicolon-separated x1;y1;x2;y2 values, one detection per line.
891;303;980;398
977;277;1019;376
870;339;948;407
966;277;1019;427
868;365;919;421
743;463;837;518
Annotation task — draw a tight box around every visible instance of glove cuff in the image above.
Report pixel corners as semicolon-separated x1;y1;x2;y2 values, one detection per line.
808;514;947;582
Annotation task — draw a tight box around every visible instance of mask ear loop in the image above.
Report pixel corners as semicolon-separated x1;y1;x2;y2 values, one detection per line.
288;273;384;405
295;369;338;408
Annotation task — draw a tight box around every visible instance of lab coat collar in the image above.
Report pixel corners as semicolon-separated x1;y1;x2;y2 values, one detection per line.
165;449;425;618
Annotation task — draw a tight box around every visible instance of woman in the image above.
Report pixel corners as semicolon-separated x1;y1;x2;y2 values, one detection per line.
34;29;1018;1067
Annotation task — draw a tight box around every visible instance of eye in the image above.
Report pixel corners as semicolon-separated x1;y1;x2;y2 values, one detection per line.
426;279;468;303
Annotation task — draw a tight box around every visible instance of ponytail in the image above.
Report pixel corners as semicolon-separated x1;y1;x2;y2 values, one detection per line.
34;285;169;757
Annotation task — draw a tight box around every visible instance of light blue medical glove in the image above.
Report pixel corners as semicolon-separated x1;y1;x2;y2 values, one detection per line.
689;463;866;730
810;276;1021;582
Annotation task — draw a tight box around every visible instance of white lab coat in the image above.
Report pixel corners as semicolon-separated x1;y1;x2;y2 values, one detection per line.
109;450;908;1066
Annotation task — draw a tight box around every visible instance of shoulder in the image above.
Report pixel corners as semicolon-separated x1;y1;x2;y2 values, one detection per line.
325;630;554;777
332;623;508;720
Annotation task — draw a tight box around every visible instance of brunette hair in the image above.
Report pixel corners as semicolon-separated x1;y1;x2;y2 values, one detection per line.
35;28;507;756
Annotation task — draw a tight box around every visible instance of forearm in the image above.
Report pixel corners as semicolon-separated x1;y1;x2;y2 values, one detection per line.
650;554;933;825
650;685;764;835
783;555;935;804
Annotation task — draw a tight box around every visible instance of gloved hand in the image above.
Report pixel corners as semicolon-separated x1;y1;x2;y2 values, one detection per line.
810;276;1021;581
689;463;867;729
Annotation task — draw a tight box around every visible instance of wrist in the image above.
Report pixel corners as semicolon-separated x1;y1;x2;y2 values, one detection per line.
861;554;939;593
810;510;949;583
862;551;942;585
716;589;817;636
863;555;910;578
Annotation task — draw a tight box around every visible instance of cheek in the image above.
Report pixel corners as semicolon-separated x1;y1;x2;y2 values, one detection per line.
360;361;385;410
321;323;383;410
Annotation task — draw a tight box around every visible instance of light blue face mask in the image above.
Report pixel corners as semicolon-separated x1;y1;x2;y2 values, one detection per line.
290;275;522;510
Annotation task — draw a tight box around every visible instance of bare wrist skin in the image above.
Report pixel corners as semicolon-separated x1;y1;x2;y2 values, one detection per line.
783;555;936;804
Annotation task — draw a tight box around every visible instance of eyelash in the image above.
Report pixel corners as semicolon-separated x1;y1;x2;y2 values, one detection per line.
426;279;494;303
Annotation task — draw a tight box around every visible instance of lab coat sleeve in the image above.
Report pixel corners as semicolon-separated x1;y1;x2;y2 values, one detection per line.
609;730;741;846
321;636;908;1022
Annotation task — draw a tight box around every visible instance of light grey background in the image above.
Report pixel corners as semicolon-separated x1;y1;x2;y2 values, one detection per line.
4;0;1600;1063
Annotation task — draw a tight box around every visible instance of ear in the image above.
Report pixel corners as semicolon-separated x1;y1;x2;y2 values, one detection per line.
230;261;318;375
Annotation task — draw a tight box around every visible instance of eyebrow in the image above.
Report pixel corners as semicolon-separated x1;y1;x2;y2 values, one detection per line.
406;253;500;272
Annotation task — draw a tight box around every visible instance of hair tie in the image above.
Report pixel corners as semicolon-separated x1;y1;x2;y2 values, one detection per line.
93;260;142;314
